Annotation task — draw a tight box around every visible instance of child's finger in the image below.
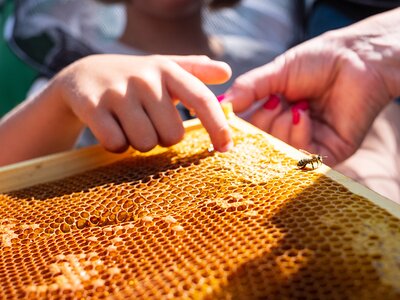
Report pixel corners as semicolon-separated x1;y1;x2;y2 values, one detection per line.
86;109;129;153
165;63;233;153
111;94;159;152
249;94;283;133
166;55;232;84
140;87;185;148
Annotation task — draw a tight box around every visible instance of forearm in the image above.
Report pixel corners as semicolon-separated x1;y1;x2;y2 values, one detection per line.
0;79;84;166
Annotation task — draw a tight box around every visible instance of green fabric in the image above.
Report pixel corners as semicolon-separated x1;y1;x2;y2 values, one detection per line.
0;1;38;117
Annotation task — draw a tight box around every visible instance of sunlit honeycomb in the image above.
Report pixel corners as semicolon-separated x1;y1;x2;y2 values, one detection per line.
1;127;400;299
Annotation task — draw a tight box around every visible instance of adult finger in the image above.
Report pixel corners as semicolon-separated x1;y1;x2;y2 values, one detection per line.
224;43;327;113
222;51;296;113
223;65;274;113
289;102;312;150
269;109;292;144
250;94;283;133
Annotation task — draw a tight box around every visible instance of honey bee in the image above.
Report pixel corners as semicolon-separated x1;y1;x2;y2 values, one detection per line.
297;149;325;170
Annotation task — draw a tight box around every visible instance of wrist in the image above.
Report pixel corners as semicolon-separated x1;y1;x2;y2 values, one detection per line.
337;8;400;101
49;71;82;124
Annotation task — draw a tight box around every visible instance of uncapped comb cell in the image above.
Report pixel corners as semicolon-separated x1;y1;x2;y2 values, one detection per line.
0;127;399;299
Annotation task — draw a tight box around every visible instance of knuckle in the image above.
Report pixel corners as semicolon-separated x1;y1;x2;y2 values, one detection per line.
150;55;173;68
149;54;164;62
130;74;152;91
194;93;211;106
194;55;210;62
230;77;249;91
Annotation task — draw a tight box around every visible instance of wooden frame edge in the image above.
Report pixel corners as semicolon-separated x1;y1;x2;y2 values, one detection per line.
0;119;203;193
0;116;398;220
228;117;400;219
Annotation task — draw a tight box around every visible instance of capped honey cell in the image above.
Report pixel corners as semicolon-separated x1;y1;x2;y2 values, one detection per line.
0;125;400;299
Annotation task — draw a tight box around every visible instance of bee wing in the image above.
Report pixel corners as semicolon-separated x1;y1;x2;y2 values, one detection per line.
299;149;312;157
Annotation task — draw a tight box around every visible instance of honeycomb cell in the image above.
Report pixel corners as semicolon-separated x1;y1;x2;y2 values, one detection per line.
0;127;400;299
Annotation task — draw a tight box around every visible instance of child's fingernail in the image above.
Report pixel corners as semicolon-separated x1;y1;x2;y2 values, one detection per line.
292;107;300;125
219;140;234;152
294;100;309;111
217;94;226;102
263;94;280;110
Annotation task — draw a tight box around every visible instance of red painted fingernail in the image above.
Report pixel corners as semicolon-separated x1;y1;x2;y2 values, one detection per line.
292;107;300;125
217;94;226;102
263;94;280;110
294;100;309;111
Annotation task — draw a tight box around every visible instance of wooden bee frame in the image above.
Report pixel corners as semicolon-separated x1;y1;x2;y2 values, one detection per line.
1;111;400;299
0;115;398;219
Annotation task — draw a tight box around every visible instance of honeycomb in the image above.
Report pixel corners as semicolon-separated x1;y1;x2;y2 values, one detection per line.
1;125;400;300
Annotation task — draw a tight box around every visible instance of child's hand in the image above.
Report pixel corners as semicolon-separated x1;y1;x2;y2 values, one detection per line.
56;54;233;153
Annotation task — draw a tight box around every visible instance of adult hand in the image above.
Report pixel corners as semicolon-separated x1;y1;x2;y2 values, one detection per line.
225;8;400;166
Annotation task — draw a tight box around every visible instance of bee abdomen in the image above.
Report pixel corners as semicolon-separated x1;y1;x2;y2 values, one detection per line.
297;159;308;169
